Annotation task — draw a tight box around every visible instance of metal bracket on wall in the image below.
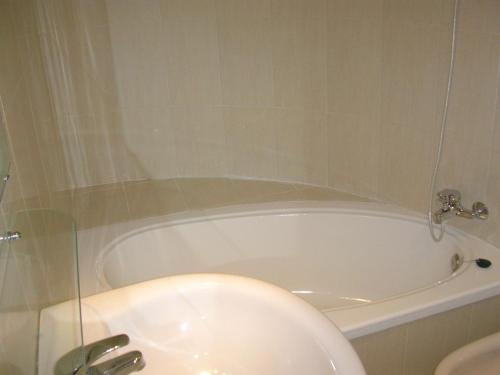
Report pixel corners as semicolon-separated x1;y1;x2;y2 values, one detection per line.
0;174;21;242
0;231;21;242
0;174;9;203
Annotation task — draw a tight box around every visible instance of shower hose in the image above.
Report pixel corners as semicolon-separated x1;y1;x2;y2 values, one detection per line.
427;0;459;242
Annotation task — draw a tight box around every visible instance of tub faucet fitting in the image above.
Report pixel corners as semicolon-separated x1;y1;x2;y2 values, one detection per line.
433;189;488;224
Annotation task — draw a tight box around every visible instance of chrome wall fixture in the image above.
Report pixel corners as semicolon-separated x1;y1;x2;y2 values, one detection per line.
0;174;9;203
433;189;489;224
0;231;21;242
0;172;22;243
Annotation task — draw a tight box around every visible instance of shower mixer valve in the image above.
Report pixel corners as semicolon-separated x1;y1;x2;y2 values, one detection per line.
433;189;488;224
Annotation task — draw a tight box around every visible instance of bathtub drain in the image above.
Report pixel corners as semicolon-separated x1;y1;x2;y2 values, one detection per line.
455;255;493;270
451;253;463;273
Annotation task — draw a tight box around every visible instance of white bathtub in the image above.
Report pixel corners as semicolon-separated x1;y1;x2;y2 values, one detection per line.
78;202;500;339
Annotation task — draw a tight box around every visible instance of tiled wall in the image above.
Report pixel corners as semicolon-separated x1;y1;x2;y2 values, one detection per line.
351;294;500;375
29;0;500;247
34;0;332;187
0;0;500;374
0;1;81;374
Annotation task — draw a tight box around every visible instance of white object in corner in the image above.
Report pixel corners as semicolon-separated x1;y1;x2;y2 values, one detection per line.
435;331;500;375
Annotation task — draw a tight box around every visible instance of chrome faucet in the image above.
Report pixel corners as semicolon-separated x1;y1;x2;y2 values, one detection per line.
433;189;488;224
55;334;145;375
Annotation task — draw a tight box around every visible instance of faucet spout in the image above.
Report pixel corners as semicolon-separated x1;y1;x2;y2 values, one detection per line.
455;207;474;219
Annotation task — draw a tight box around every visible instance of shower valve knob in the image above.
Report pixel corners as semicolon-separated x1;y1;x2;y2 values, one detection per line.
472;202;488;220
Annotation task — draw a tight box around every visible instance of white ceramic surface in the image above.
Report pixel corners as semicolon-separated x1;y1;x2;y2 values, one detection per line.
39;274;366;375
435;331;500;375
99;207;462;308
77;202;500;338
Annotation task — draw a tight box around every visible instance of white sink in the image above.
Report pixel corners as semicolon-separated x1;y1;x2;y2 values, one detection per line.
39;274;366;375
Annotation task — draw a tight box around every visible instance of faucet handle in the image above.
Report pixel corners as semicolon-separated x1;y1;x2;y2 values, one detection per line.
472;201;489;220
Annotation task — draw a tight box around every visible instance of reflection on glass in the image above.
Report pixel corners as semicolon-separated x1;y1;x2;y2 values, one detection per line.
0;209;83;375
0;113;9;203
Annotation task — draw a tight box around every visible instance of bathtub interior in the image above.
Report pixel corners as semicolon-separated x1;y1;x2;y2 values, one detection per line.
98;209;467;310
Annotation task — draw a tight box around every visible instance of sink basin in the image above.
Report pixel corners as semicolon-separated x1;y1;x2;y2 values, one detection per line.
39;274;366;375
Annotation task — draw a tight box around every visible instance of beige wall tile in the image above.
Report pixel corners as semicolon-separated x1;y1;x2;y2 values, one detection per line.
0;311;38;375
276;109;327;185
176;177;239;209
170;106;227;177
439;32;500;202
271;0;327;110
327;2;383;117
290;185;367;202
381;20;449;128
377;120;437;211
16;209;78;305
124;179;187;218
119;107;177;180
176;178;296;210
468;295;500;342
441;304;474;356
17;33;53;124
351;298;499;375
216;0;274;106
8;0;38;33
2;94;49;199
459;0;500;34
383;0;454;27
77;0;110;28
92;110;148;183
160;0;215;19
223;107;278;179
0;166;26;217
327;0;384;21
105;0;162;24
215;0;271;18
404;308;465;375
328;112;380;198
74;184;130;228
162;11;222;105
227;178;296;201
272;0;326;19
174;177;360;208
484;152;500;244
107;0;168;110
351;325;406;375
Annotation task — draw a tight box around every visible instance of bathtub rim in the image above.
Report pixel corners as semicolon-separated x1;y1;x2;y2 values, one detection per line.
95;201;471;299
82;201;500;339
